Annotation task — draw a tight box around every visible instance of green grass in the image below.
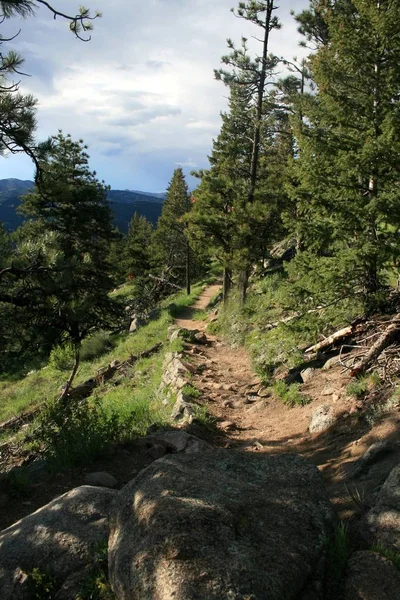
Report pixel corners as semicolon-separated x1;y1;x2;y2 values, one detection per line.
210;270;364;383
372;544;400;570
325;522;351;594
1;280;206;468
346;377;369;398
271;380;311;408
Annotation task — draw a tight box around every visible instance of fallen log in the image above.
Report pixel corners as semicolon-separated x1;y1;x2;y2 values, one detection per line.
304;326;355;354
66;341;163;400
351;320;400;377
0;403;44;433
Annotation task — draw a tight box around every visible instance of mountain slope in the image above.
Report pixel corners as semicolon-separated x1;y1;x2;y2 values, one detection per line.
0;179;164;233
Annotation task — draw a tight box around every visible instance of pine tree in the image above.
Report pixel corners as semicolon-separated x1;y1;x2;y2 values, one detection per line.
17;132;118;394
287;0;400;310
215;0;282;303
124;212;153;280
0;2;100;165
152;168;193;294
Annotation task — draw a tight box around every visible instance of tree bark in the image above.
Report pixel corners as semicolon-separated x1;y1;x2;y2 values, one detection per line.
59;342;81;404
247;0;275;205
351;320;400;377
238;267;250;307
186;241;191;296
223;267;232;303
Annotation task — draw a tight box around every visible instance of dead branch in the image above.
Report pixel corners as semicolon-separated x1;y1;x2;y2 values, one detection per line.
351;320;400;377
305;325;355;354
148;274;182;290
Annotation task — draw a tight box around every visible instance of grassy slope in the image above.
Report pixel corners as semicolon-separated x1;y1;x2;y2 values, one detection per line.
0;281;206;427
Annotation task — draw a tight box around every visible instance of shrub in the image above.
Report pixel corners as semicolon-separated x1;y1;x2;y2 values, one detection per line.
272;380;311;407
37;395;121;471
48;343;75;372
346;377;369;399
326;522;351;592
80;330;114;362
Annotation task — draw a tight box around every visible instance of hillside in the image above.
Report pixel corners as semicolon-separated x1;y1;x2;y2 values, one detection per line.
0;178;164;233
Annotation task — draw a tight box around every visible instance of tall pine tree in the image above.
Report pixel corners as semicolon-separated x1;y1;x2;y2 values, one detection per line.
287;0;400;311
153;168;193;295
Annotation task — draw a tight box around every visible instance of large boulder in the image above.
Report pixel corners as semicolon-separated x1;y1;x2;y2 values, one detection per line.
0;485;116;599
344;551;400;600
360;464;400;551
109;451;334;600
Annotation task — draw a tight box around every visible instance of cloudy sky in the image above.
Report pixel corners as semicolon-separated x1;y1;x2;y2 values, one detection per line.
0;0;309;192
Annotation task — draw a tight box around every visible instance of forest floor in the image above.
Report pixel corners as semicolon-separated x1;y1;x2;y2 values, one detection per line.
1;283;400;535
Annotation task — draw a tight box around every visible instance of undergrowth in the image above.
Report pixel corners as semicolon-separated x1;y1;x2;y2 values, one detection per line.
0;279;207;473
372;544;400;570
211;271;363;383
271;380;311;407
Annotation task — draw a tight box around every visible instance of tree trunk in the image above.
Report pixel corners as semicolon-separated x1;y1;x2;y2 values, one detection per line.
59;342;80;404
247;0;274;205
237;267;250;307
223;267;232;303
186;242;191;295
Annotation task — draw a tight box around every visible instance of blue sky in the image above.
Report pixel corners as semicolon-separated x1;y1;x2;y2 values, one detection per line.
0;0;309;192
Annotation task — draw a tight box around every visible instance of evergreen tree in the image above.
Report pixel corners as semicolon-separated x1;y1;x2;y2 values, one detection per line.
214;0;282;302
124;213;153;280
153;168;193;294
15;132;118;393
289;0;400;309
0;2;100;165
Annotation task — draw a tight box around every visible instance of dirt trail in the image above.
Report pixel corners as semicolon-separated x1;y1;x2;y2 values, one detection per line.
177;284;400;519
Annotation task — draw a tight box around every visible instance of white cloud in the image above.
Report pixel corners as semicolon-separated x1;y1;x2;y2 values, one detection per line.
0;0;310;191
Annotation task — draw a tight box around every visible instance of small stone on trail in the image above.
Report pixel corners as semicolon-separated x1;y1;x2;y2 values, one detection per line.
232;400;245;409
194;332;208;344
222;400;233;408
247;399;269;412
300;368;316;384
84;472;117;488
309;404;336;434
222;383;235;391
219;421;236;431
322;386;335;396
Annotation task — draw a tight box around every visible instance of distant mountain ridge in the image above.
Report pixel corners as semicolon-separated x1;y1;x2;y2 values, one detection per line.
0;179;164;233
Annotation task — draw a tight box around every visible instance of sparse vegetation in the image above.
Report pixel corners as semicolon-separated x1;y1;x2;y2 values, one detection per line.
346;377;370;399
372;544;400;571
271;380;311;408
326;522;351;592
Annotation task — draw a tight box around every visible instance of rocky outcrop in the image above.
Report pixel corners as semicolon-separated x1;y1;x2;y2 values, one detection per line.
109;450;334;600
344;551;400;600
0;485;115;599
159;351;200;424
360;464;400;551
144;430;213;455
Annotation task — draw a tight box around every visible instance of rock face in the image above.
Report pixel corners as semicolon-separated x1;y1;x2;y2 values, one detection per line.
344;551;400;600
352;441;398;477
309;404;336;434
0;485;116;600
84;471;118;488
361;464;400;551
144;430;212;454
109;451;334;600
